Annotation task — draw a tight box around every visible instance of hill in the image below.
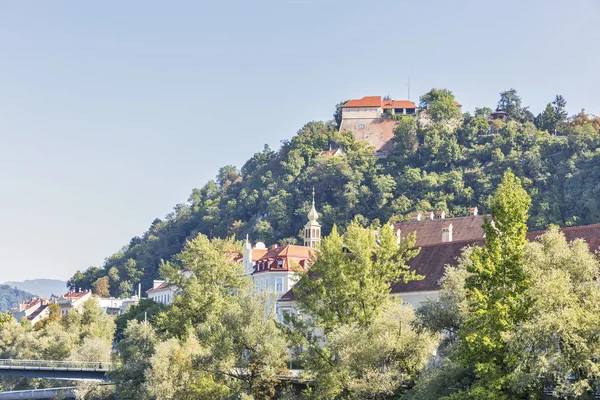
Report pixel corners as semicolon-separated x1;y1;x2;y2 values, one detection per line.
0;285;36;312
2;279;67;298
67;88;600;298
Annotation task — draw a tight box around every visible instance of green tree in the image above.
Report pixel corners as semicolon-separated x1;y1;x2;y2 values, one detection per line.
334;100;350;129
296;300;438;399
294;222;420;330
507;227;600;398
111;320;157;400
419;88;461;122
452;170;532;399
158;234;247;338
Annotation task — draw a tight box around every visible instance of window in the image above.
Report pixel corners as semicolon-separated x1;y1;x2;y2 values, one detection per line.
264;278;269;288
359;124;365;130
277;259;283;268
276;278;283;292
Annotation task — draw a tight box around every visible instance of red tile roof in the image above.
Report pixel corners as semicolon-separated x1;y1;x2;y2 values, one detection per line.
343;96;382;108
381;100;416;109
63;291;90;300
394;215;486;247
281;223;600;300
393;223;600;294
253;245;314;274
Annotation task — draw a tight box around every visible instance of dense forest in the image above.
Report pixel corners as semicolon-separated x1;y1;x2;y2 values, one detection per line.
0;285;36;312
68;88;600;297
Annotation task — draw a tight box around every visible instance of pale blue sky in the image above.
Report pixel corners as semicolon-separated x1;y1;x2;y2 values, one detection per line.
1;0;598;282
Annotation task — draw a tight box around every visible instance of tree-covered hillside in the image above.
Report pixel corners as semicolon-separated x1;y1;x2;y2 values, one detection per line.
69;88;600;297
0;285;36;312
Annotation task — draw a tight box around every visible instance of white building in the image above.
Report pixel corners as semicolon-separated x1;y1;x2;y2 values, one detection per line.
146;280;176;305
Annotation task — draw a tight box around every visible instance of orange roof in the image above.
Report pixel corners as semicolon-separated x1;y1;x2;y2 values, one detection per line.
381;100;416;109
343;96;382;108
253;245;314;274
63;291;90;300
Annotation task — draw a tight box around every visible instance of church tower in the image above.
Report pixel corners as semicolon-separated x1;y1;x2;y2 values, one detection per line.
304;189;321;248
242;234;253;275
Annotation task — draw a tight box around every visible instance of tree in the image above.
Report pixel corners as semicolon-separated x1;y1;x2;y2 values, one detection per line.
333;100;350;129
419;88;461;122
506;227;600;398
92;277;110;297
452;170;532;398
294;222;420;330
158;234;247;338
498;89;533;122
111;320;157;400
286;223;433;398
296;300;438;399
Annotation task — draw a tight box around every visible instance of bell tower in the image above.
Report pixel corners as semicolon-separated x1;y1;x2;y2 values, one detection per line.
304;188;321;248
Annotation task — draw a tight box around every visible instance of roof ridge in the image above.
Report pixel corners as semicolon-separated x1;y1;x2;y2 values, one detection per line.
527;222;600;235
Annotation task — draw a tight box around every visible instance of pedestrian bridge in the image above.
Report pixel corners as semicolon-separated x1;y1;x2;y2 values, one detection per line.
0;359;110;382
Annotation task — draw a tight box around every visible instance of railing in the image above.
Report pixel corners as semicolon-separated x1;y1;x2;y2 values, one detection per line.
0;359;111;371
0;386;76;399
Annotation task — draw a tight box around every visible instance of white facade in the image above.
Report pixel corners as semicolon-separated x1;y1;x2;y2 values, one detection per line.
146;280;176;305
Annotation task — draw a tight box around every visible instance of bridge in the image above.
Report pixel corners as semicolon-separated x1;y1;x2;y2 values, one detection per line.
0;359;110;382
0;386;77;399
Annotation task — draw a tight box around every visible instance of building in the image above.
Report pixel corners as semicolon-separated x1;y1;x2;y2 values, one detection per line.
339;96;417;158
97;296;140;314
146;280;176;305
393;207;484;247
280;213;600;312
341;96;417;119
242;194;319;309
12;298;51;326
57;290;92;316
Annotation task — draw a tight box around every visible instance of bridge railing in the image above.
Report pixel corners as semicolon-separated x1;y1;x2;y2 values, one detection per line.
0;359;112;371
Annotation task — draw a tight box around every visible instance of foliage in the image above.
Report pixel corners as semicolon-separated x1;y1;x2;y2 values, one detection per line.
110;320;157;400
284;224;433;398
294;222;419;331
419;88;462;122
156;234;248;338
333;100;349;129
506;227;600;398
450;170;531;398
114;298;167;341
68;89;600;303
0;285;36;312
92;277;110;297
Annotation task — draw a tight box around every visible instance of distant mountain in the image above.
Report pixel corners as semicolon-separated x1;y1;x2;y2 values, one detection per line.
2;279;68;298
0;285;36;312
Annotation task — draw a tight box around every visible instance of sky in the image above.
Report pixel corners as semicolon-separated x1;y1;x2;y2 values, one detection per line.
0;0;599;283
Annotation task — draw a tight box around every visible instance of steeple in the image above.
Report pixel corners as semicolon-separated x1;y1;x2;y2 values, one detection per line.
243;234;253;275
304;188;321;248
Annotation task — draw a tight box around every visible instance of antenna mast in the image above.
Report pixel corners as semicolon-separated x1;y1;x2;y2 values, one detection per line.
407;76;411;101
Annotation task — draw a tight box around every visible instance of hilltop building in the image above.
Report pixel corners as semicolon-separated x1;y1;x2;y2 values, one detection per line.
339;96;417;158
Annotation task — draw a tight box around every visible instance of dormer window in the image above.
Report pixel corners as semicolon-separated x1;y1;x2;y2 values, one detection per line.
277;259;283;268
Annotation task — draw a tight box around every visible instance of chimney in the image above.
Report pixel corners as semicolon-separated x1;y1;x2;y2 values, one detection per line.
435;210;446;219
411;212;422;221
395;228;401;245
442;223;453;243
271;244;278;250
469;207;478;216
423;211;434;220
